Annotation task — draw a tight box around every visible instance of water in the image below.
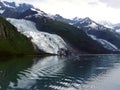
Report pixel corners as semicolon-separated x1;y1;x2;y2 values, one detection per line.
0;55;120;90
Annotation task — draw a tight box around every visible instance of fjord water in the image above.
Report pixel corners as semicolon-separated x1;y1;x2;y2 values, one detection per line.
0;55;120;90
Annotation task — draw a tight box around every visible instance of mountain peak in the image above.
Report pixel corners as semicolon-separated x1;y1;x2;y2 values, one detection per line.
54;14;64;20
55;14;61;17
72;17;92;24
83;17;91;21
0;1;33;12
73;17;82;21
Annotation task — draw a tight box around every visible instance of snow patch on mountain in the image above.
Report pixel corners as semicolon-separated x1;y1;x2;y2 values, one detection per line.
97;21;114;29
0;10;5;14
116;29;120;33
1;1;25;8
2;1;15;8
89;35;118;51
24;8;53;19
0;1;34;13
99;39;118;50
7;18;68;54
71;17;108;30
30;8;45;16
87;22;97;28
72;17;82;21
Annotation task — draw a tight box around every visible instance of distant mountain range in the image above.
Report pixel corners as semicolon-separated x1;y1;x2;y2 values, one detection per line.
98;21;120;32
1;1;120;55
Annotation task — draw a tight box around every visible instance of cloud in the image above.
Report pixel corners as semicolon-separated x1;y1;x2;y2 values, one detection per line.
99;0;120;8
88;2;98;6
1;0;46;3
1;0;120;23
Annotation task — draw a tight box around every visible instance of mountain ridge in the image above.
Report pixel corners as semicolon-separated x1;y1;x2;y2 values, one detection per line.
0;1;120;54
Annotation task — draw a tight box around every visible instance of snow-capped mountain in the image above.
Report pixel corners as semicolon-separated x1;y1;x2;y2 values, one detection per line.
53;14;73;24
97;21;120;32
76;18;120;52
18;8;52;19
73;17;98;29
0;1;33;18
72;17;82;21
72;17;112;31
0;1;69;55
1;1;120;54
1;1;33;12
54;14;112;31
54;14;120;52
113;23;120;32
70;17;120;52
0;1;53;19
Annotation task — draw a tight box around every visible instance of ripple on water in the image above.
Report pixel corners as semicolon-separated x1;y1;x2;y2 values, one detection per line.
0;55;120;90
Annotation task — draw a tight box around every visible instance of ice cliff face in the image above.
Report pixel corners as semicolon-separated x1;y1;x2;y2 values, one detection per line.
7;18;68;54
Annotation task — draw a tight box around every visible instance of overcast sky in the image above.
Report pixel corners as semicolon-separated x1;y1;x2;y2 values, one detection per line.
2;0;120;23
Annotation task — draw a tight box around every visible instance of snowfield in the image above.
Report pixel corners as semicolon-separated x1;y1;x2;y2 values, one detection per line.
7;18;68;54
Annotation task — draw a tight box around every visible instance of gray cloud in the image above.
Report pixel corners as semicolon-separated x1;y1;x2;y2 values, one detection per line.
99;0;120;8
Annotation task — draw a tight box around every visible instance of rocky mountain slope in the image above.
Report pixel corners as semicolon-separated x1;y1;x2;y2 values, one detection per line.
0;16;35;55
54;14;120;53
0;1;120;54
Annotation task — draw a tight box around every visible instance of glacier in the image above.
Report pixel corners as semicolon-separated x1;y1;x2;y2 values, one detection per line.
7;18;68;54
89;35;118;51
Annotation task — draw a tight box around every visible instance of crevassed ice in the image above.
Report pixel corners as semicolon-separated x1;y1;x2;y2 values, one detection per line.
7;18;67;54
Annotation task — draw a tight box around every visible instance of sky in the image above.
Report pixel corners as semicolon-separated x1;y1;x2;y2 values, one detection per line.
2;0;120;24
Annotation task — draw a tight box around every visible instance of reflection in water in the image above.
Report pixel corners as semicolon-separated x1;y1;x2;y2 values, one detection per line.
0;56;33;90
0;55;120;90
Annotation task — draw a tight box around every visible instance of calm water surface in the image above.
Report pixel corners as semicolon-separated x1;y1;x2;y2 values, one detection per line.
0;55;120;90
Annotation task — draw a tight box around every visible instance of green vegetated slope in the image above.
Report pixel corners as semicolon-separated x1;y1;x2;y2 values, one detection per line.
28;17;111;54
0;17;34;55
